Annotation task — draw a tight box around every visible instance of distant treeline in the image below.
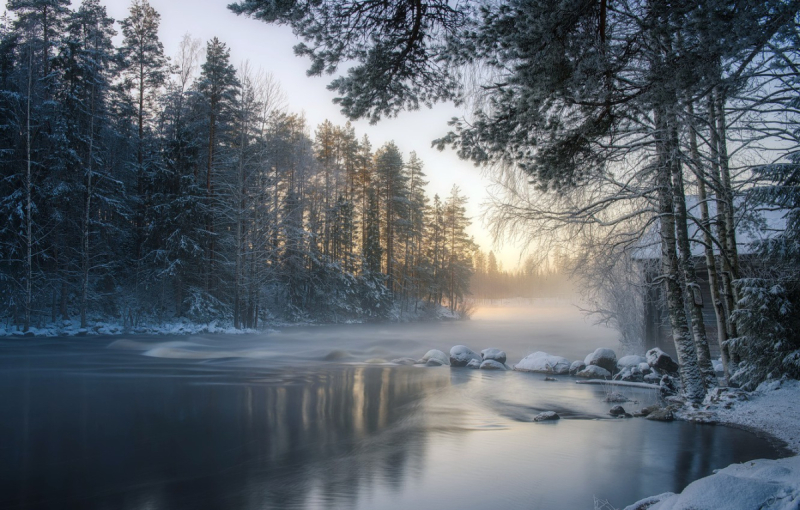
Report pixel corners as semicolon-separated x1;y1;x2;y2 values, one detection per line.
0;0;476;330
470;251;571;300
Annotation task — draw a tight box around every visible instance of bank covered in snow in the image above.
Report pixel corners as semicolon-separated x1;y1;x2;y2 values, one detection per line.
624;378;800;510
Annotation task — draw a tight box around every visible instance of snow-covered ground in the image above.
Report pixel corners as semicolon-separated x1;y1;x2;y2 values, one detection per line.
712;378;800;455
0;303;463;338
0;319;263;337
623;378;800;510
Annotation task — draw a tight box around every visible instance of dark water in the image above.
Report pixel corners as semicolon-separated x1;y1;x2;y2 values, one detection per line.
0;304;782;510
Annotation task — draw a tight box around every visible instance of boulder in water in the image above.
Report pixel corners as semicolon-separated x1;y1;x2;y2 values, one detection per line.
466;358;482;369
645;408;674;421
617;355;647;370
609;405;629;417
514;352;571;374
481;348;507;364
449;345;481;367
576;365;611;379
480;359;507;370
533;411;560;422
615;365;644;383
324;349;352;361
604;392;630;403
391;357;418;365
569;360;586;375
584;348;617;373
421;349;450;366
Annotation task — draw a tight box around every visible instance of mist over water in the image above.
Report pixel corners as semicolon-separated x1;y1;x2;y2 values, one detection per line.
0;301;781;510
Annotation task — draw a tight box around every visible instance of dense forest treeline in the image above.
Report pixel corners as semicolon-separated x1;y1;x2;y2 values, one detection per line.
0;0;479;330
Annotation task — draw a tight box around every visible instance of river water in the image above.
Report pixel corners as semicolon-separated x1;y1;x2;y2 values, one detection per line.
0;302;782;509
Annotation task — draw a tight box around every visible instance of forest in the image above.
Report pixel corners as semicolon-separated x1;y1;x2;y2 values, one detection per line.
0;0;479;331
225;0;800;396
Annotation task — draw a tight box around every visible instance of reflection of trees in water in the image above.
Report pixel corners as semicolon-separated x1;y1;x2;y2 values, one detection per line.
236;366;445;508
0;365;448;510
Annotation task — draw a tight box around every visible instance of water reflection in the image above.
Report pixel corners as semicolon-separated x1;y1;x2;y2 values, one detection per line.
0;360;448;510
0;335;784;510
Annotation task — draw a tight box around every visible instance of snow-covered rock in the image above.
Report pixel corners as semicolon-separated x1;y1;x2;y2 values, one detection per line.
449;345;481;367
532;411;560;422
643;367;662;383
421;349;449;366
480;359;506;370
646;347;679;373
645;408;674;421
575;365;611;379
466;358;482;369
481;348;507;364
391;357;418;365
615;365;644;383
624;456;800;510
617;355;647;369
584;348;617;373
569;360;586;375
609;405;630;417
638;362;652;375
514;351;571;374
659;374;679;397
604;392;630;403
712;359;724;375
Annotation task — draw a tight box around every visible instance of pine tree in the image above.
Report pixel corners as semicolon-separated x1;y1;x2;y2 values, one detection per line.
443;185;474;312
118;0;168;274
373;142;406;295
57;0;119;327
196;36;239;300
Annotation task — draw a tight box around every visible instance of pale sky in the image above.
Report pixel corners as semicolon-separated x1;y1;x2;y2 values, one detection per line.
98;0;527;269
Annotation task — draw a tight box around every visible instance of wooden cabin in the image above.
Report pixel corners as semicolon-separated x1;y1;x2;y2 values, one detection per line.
632;196;786;358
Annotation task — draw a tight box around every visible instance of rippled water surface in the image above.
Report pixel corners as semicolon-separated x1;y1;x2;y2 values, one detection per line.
0;302;782;509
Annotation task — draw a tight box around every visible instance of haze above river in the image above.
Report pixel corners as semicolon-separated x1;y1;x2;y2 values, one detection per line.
0;301;781;509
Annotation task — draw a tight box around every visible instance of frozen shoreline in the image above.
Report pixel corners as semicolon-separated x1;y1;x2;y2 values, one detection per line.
0;304;463;338
623;378;800;510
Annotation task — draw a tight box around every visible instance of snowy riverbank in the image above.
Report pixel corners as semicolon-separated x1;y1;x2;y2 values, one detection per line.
623;378;800;509
0;303;464;338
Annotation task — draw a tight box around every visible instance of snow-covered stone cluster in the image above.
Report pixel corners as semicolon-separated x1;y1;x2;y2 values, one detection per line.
396;345;513;370
509;346;681;394
404;344;685;405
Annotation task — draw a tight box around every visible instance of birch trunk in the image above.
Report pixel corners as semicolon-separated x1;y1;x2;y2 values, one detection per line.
656;109;706;402
687;100;731;379
668;117;716;390
714;88;741;290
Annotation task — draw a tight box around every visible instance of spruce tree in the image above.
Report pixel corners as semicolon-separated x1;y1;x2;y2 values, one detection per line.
118;0;167;272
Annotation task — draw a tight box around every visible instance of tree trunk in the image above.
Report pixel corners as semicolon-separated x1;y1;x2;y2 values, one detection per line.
714;88;741;291
687;100;731;379
655;109;705;403
668;116;716;390
206;109;216;297
24;48;33;333
707;91;739;343
80;74;97;329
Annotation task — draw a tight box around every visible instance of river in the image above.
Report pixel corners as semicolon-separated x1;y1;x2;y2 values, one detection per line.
0;301;781;509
